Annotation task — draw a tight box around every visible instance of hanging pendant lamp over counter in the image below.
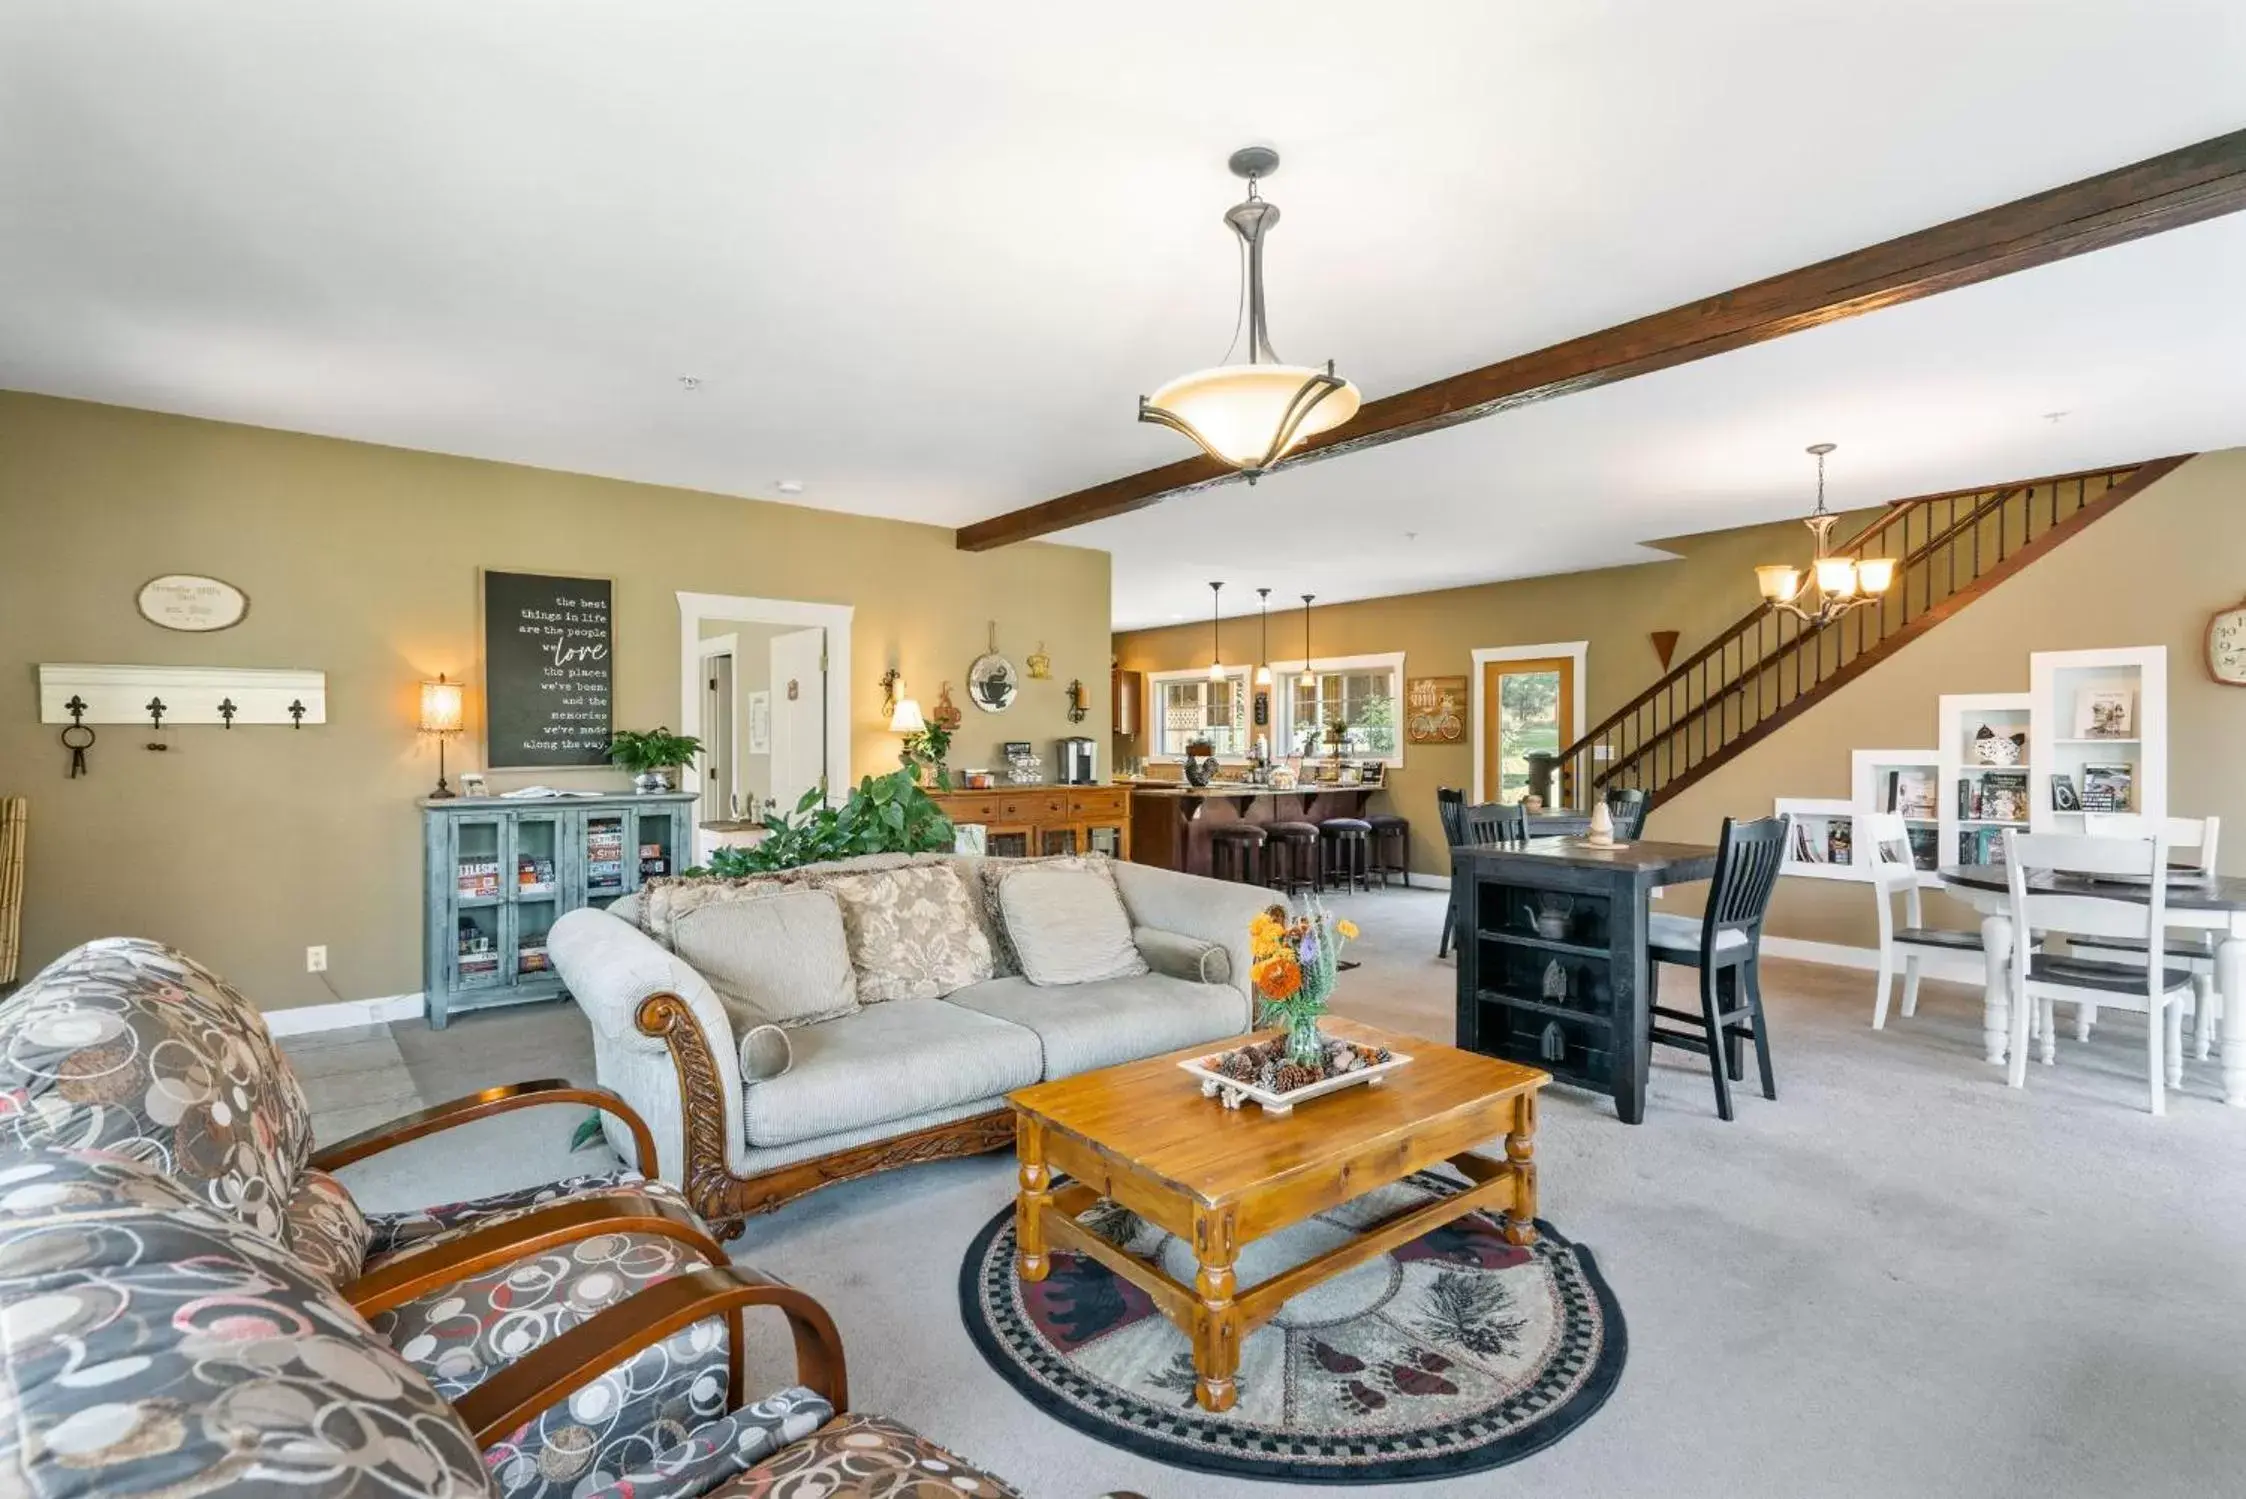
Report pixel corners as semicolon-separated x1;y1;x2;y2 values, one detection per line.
1206;581;1226;681
1255;587;1274;688
1298;593;1317;689
1139;147;1362;482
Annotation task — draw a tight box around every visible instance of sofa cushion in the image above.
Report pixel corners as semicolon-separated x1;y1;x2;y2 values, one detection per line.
0;1147;490;1498
820;863;993;1003
946;972;1250;1080
972;854;1120;976
711;1412;1023;1499
281;1166;370;1288
739;1021;795;1082
1133;926;1233;986
740;1001;1040;1147
999;865;1149;987
0;936;314;1244
671;886;861;1029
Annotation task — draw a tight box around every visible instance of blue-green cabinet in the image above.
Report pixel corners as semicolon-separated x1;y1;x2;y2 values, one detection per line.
421;792;696;1026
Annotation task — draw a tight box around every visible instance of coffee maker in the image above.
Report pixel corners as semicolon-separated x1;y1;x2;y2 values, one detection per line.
1056;737;1097;785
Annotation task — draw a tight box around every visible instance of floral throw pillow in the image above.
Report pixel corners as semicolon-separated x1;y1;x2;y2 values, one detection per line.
821;864;994;1002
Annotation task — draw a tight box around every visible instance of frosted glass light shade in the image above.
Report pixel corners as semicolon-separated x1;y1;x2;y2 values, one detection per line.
1814;556;1859;598
1146;363;1361;469
890;696;926;734
419;676;464;734
1855;556;1897;594
1255;663;1274;687
1207;659;1226;681
1755;565;1802;603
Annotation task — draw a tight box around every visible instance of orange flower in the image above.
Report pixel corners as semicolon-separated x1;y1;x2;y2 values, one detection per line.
1254;955;1303;1001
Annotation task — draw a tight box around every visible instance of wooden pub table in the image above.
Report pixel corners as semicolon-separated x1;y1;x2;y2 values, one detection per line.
1006;1018;1548;1413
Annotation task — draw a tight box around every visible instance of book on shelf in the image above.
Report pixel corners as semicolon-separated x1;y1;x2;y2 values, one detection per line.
2080;763;2133;813
516;856;556;892
1957;827;2009;865
1969;770;2029;822
455;858;500;898
1792;820;1827;863
517;945;551;974
1883;768;1937;820
1905;825;1938;870
1825;819;1852;865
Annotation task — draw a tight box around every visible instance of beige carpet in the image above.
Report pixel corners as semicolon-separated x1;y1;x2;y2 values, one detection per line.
299;886;2246;1498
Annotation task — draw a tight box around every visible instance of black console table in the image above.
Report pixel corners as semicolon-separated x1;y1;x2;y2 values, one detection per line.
1453;837;1717;1123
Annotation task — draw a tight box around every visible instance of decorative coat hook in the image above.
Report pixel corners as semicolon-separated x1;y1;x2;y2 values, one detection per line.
217;698;238;729
146;697;167;730
288;700;307;728
61;696;94;779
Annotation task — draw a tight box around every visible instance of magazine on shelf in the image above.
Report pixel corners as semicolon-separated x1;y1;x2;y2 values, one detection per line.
1792;820;1826;863
1825;819;1852;865
1883;768;1937;820
1972;771;2029;823
2080;763;2133;813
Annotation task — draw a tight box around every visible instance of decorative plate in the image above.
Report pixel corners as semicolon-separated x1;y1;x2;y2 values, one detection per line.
968;651;1018;712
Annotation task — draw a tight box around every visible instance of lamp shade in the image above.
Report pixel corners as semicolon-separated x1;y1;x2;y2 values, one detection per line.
890;696;927;734
419;676;465;734
1754;564;1802;604
1145;363;1361;469
1254;662;1274;688
1813;555;1859;599
1854;556;1897;595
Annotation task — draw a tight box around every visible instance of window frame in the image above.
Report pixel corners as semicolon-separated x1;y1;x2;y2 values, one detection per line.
1264;651;1407;768
1143;667;1258;762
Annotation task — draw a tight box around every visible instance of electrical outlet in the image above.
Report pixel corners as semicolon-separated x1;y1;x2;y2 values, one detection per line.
306;945;328;973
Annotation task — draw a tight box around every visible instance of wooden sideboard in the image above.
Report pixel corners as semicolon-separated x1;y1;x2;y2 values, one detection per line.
926;785;1131;861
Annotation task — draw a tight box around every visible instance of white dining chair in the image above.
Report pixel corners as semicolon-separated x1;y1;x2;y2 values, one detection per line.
1865;811;1996;1030
2072;814;2220;1058
2002;830;2193;1114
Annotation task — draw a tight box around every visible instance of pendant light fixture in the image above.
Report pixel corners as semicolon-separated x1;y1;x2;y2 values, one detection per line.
1139;147;1362;482
1298;593;1317;689
1206;581;1226;681
1754;444;1897;626
1254;588;1274;688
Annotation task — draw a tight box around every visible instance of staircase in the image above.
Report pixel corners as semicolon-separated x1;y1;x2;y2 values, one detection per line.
1559;455;2189;803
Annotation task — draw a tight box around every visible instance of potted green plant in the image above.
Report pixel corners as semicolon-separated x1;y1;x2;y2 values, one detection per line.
690;769;954;876
899;719;953;790
608;727;703;794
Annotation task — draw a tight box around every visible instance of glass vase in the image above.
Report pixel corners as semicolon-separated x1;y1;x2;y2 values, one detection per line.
1285;1012;1327;1070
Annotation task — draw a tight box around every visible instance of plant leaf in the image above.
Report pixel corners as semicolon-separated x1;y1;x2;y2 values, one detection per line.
569;1112;607;1153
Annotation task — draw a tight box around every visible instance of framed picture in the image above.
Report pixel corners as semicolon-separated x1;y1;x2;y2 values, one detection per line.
746;691;772;754
1404;676;1468;744
2049;773;2081;812
2072;686;2136;739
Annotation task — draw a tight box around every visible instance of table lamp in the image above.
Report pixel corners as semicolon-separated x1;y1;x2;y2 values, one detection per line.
419;674;466;799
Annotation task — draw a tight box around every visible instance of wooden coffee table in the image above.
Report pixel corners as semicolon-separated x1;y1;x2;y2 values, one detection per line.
1007;1018;1548;1413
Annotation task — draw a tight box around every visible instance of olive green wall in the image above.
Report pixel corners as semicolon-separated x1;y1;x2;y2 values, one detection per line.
0;391;1109;1009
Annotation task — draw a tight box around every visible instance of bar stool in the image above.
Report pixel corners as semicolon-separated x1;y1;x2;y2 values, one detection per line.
1265;821;1322;896
1320;817;1373;895
1367;814;1411;889
1209;823;1268;886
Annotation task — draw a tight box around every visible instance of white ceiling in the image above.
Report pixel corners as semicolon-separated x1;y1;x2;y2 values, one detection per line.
3;3;2242;627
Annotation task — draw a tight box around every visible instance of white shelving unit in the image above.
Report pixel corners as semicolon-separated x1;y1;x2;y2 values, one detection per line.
2030;646;2166;833
1938;692;2033;872
1852;747;1942;881
1776;797;1858;880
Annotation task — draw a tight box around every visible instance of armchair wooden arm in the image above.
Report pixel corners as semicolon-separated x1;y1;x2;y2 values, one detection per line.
452;1263;848;1447
310;1079;658;1177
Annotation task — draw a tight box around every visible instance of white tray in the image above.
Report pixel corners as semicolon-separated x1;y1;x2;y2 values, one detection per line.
1179;1047;1414;1116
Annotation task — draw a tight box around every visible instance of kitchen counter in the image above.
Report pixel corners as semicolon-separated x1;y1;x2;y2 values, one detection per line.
1126;782;1382;876
1127;781;1382;798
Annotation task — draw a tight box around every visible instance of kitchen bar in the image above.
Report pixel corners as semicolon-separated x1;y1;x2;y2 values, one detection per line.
1126;782;1380;877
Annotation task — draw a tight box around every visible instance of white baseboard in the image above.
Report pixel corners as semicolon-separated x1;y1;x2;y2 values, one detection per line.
1759;936;1984;984
263;993;424;1037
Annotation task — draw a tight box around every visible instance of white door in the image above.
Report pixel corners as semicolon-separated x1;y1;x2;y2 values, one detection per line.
768;627;828;811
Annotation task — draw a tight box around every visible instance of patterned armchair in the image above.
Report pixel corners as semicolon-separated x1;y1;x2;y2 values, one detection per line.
0;937;739;1497
0;1147;1023;1498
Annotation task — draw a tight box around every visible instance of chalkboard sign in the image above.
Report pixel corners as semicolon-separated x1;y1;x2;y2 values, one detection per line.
482;571;613;768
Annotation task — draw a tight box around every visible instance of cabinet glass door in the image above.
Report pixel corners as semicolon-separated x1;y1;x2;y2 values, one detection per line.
1085;822;1125;858
582;812;629;905
985;825;1033;859
1039;826;1081;856
513;815;561;899
630;809;677;888
450;817;507;990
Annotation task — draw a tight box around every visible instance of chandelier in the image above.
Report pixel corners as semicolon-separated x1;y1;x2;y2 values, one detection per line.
1139;146;1361;481
1755;443;1896;626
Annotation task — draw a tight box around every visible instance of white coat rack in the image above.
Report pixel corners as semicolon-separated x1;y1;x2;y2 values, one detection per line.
38;664;328;728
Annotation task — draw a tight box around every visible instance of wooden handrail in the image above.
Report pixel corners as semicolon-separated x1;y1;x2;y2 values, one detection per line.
1556;459;2163;798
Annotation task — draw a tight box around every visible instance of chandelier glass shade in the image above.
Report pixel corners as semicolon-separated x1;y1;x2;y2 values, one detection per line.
1140;148;1360;480
1756;444;1894;627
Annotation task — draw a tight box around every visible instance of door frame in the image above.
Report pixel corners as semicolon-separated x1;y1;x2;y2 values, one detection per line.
677;592;853;823
695;632;739;816
1470;642;1588;805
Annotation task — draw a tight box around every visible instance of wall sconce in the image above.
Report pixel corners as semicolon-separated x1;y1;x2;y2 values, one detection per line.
880;669;925;733
419;674;466;799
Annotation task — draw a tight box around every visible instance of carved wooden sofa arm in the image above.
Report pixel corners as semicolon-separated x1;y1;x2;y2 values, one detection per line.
452;1263;849;1446
309;1078;658;1177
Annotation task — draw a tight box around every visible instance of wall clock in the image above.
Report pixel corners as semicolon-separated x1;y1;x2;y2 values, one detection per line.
2210;597;2246;687
137;574;249;632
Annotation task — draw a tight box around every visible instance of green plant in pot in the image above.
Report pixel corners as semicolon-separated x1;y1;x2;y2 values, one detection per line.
899;719;954;791
691;769;954;876
609;727;703;794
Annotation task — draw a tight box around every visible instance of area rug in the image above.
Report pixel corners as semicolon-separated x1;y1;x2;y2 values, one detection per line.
958;1171;1625;1483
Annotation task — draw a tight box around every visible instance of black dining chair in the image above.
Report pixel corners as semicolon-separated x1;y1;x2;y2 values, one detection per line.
1604;787;1652;840
1646;814;1788;1120
1437;788;1468;958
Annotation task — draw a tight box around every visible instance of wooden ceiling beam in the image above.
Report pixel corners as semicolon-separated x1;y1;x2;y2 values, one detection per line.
957;127;2246;552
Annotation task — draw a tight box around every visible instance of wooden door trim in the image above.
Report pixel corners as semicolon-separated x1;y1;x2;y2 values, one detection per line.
1471;643;1588;805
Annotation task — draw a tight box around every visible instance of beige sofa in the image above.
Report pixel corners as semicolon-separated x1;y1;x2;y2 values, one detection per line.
551;853;1271;1235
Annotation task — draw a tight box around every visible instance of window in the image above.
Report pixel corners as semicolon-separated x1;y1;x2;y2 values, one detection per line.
1271;652;1406;765
1154;672;1251;758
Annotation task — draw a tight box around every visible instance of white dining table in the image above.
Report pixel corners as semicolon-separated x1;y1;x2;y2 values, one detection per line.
1938;865;2245;1107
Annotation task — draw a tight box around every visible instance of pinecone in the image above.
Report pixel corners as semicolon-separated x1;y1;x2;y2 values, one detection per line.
1274;1062;1319;1093
1255;1062;1282;1091
1219;1051;1258;1082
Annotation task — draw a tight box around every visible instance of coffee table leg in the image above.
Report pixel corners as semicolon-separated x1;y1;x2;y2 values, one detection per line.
1502;1090;1539;1247
1015;1117;1053;1283
1190;1205;1242;1413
